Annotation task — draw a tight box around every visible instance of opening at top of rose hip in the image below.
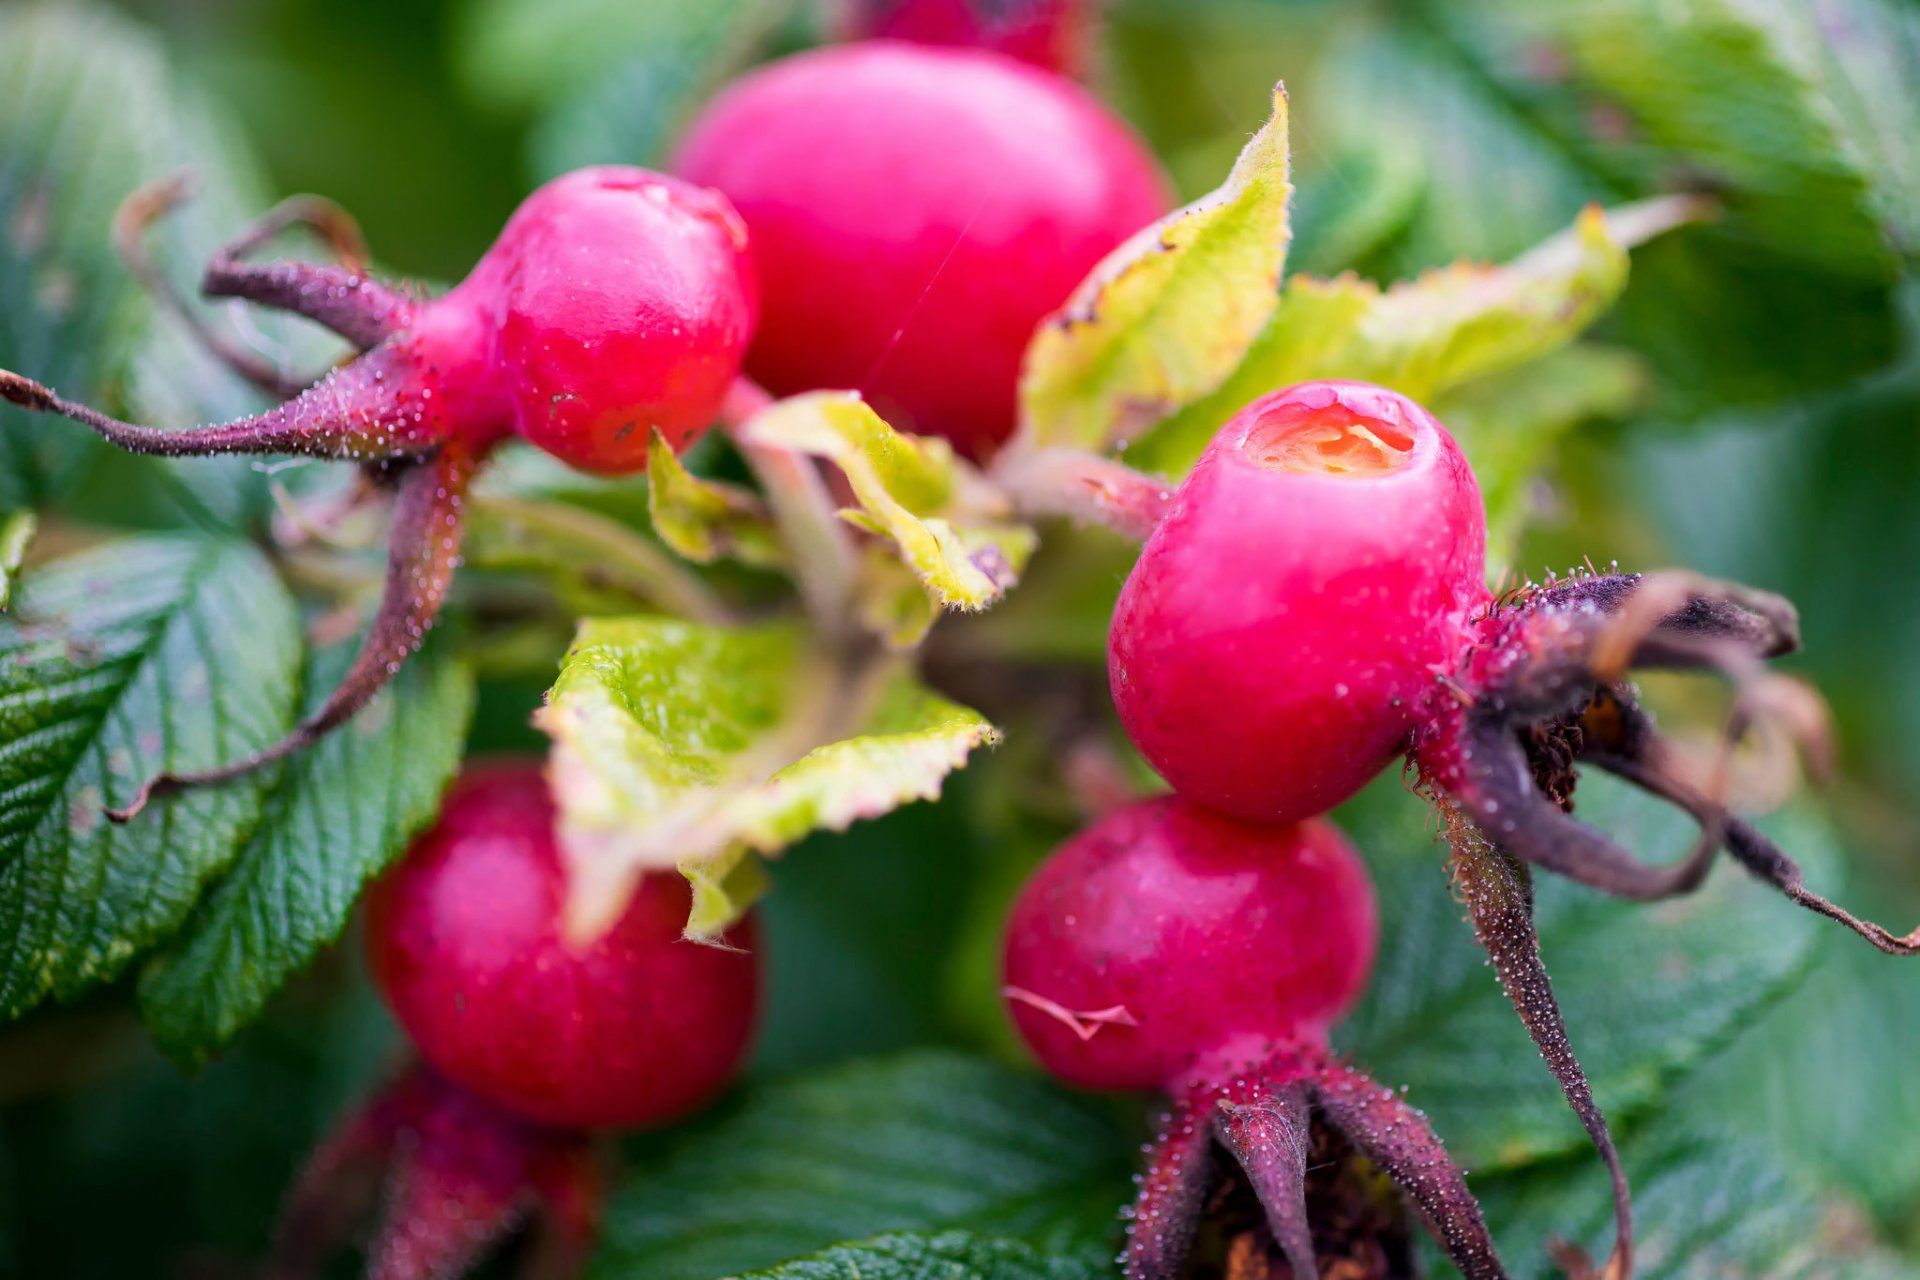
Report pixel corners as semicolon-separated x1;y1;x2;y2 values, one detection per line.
1242;401;1417;477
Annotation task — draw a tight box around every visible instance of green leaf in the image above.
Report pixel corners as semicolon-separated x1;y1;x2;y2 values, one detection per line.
1429;0;1895;279
589;1051;1130;1280
0;3;171;508
740;393;1035;617
1793;0;1920;261
1014;84;1292;453
0;511;36;613
1132;199;1689;476
725;1233;1109;1280
1336;770;1836;1175
645;429;786;570
1465;1125;1918;1279
1435;344;1650;572
1310;13;1906;413
536;617;998;939
0;3;314;525
455;0;777;118
136;629;473;1066
523;0;787;177
0;535;301;1020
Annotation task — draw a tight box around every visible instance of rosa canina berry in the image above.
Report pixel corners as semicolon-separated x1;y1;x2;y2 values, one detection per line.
1001;797;1516;1280
1109;380;1489;824
0;164;755;809
365;762;760;1131
673;40;1170;458
1001;794;1377;1094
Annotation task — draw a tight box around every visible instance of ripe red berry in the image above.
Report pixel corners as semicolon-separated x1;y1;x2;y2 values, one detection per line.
365;762;760;1132
478;167;758;473
673;40;1170;458
1109;381;1489;824
1001;795;1377;1094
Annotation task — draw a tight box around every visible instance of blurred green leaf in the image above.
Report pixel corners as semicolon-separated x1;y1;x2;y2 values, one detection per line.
459;0;785;182
590;1051;1130;1280
1133;198;1688;475
1436;343;1649;571
0;2;332;528
0;512;36;613
136;629;473;1067
1313;4;1910;413
1465;1124;1916;1279
0;4;172;507
0;536;301;1021
537;617;998;939
1337;771;1836;1174
1015;84;1291;453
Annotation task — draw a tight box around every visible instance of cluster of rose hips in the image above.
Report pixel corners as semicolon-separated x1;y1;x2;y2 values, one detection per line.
7;17;1915;1280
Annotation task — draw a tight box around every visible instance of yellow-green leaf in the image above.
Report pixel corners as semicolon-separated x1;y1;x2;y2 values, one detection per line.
739;393;1035;622
0;511;35;613
1013;84;1293;453
535;616;998;939
645;429;786;569
1133;196;1703;475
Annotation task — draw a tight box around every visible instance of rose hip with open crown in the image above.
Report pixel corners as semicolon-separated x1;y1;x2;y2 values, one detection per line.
1109;380;1489;825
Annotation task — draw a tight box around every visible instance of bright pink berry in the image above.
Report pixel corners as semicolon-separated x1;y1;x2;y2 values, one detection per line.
1001;795;1377;1094
1109;381;1489;824
475;167;758;473
365;762;760;1132
673;40;1170;458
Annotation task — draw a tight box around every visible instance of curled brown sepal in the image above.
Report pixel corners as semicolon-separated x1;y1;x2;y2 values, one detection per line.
1441;798;1633;1279
107;442;477;820
265;1062;602;1280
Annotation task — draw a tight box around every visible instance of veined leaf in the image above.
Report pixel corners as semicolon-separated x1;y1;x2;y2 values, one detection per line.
1015;83;1292;453
590;1051;1129;1280
1133;198;1695;475
137;628;473;1066
1465;1124;1918;1279
536;616;998;939
726;1233;1108;1280
739;393;1035;620
645;429;785;570
0;536;301;1020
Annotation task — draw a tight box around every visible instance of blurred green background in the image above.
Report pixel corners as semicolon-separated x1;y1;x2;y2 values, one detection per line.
3;0;1918;1276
